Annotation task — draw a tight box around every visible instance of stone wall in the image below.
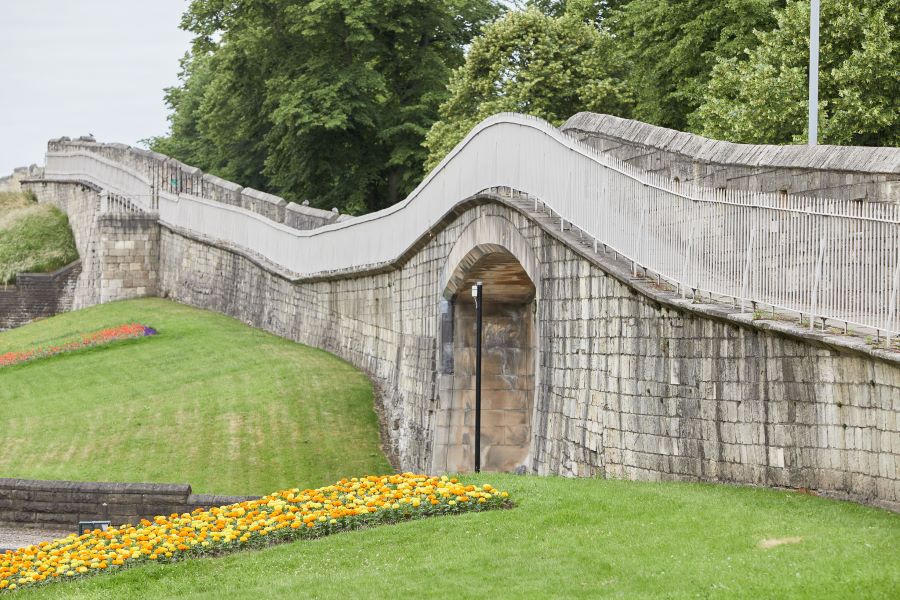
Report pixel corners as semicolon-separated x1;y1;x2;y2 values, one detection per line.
22;179;103;309
562;112;900;203
19;180;160;311
0;478;257;530
158;195;900;511
0;166;42;193
98;213;159;303
20;118;900;511
0;261;80;331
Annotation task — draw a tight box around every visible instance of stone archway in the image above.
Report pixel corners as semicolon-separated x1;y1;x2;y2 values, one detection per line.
432;216;539;474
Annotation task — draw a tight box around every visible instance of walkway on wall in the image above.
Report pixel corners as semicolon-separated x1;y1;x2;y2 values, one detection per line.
40;113;900;342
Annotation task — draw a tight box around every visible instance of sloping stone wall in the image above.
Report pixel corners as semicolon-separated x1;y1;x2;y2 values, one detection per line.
21;180;103;309
158;196;900;511
562;112;900;203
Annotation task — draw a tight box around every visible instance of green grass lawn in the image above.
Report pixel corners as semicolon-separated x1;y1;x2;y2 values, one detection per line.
0;298;391;494
11;474;900;599
0;192;78;283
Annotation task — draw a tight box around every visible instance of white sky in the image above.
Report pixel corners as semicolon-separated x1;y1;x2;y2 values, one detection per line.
0;0;192;175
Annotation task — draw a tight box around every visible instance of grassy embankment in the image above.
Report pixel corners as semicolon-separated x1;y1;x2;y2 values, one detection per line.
0;298;391;494
0;192;78;284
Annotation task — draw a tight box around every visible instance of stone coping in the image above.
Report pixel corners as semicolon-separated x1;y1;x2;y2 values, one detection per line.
562;112;900;174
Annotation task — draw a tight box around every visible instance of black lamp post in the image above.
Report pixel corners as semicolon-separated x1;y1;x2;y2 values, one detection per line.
471;280;483;473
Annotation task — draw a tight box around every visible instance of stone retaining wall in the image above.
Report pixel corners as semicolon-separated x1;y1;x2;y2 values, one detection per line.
0;261;81;331
0;478;257;530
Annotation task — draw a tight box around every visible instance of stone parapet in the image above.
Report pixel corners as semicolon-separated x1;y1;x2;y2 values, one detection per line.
241;188;287;223
284;202;340;230
562;112;900;203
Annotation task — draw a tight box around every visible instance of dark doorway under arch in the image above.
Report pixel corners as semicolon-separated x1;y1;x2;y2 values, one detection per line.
434;248;536;473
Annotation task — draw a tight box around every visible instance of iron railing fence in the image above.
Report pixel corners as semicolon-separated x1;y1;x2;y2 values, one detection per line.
42;113;900;341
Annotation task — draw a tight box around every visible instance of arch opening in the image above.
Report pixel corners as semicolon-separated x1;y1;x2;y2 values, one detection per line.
434;247;536;473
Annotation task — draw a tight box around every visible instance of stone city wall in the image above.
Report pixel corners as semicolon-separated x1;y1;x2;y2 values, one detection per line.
15;116;900;511
97;213;159;303
159;196;900;511
562;112;900;203
21;179;103;309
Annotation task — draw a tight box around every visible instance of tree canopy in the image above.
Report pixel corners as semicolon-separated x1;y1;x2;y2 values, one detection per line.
423;6;632;170
608;0;784;131
151;0;502;214
153;0;899;216
694;0;899;146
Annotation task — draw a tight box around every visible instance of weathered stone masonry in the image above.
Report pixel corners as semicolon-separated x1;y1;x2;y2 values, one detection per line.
18;114;900;511
158;196;899;511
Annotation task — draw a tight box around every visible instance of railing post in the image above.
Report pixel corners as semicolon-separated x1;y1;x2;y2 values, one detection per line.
739;227;757;313
680;202;697;299
810;237;827;330
886;246;900;347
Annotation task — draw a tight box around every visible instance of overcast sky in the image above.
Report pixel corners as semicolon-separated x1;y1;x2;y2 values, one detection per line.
0;0;192;175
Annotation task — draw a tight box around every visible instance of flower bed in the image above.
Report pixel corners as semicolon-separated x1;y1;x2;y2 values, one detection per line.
0;474;511;593
0;323;156;368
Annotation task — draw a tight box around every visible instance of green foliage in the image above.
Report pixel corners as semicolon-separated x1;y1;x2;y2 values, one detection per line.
13;475;900;599
0;193;78;284
527;0;624;24
695;0;899;146
424;7;632;170
0;298;391;494
151;0;502;214
609;0;783;131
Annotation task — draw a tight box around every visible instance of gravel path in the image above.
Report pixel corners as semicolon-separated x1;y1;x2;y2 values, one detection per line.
0;527;71;552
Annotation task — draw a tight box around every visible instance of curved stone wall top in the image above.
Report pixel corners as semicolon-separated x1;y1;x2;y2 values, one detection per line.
562;112;900;203
562;112;900;173
42;113;900;336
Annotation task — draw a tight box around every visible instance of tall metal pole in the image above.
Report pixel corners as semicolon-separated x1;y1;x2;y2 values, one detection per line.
808;0;820;145
472;280;483;473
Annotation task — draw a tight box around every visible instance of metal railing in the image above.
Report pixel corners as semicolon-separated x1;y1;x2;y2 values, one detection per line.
43;113;900;340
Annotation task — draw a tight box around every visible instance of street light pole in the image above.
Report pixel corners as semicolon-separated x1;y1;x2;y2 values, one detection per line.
471;280;483;473
808;0;820;145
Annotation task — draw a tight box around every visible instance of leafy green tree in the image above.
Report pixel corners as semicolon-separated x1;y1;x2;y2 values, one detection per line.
694;0;899;146
526;0;624;24
423;7;632;170
152;0;502;214
609;0;783;131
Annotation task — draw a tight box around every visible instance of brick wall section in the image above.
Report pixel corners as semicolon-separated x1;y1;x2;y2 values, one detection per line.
0;478;258;530
158;197;900;511
562;112;900;202
0;261;81;330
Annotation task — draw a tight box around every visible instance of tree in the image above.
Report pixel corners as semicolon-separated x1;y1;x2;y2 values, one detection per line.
152;0;502;214
423;7;632;170
609;0;783;131
527;0;625;24
694;0;899;146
